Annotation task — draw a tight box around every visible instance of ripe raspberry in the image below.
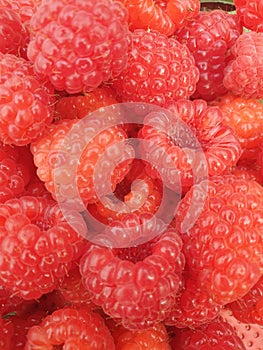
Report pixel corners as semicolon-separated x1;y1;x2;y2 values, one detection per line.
0;53;54;146
0;316;13;350
228;162;263;186
223;31;263;99
112;29;199;107
139;99;241;192
88;159;163;224
174;175;263;305
0;196;85;300
210;94;263;162
0;143;32;203
0;6;29;58
227;275;263;326
170;316;246;349
175;10;242;101
112;321;171;349
24;307;115;349
119;0;200;36
80;214;184;330
27;0;130;94
165;273;221;329
55;86;118;120
30;117;134;205
0;0;42;28
234;0;263;32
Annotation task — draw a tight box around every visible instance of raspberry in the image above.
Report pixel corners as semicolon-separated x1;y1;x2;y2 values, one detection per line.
0;53;54;146
0;196;85;300
227;275;263;326
112;321;171;349
170;316;246;349
234;0;263;32
174;175;263;305
27;0;130;94
223;31;263;99
211;95;263;162
139;99;241;192
112;29;199;107
30;117;134;205
24;307;115;349
165;273;221;328
80;214;184;329
0;6;29;58
0;316;13;350
0;143;32;203
88;159;163;224
119;0;200;36
175;10;242;101
55;86;118;120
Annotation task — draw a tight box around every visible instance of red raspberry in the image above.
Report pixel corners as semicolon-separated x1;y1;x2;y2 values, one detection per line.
0;196;85;300
0;6;29;58
112;29;199;107
228;163;263;186
174;175;263;305
119;0;200;36
223;31;263;99
0;0;42;28
80;214;184;330
55;86;118;120
27;0;130;94
0;143;32;203
30;117;134;205
210;94;263;162
88;159;163;224
0;316;13;350
0;53;54;146
170;316;246;349
139;99;241;192
175;10;242;101
227;275;263;326
234;0;263;32
111;321;171;349
24;307;115;349
165;273;221;328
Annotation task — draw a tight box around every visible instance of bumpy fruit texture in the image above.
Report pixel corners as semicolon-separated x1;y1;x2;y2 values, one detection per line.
139;99;241;192
0;317;13;350
112;29;199;107
234;0;263;32
211;94;263;162
24;307;115;349
27;0;130;94
0;196;85;300
228;275;263;326
31;117;134;206
80;214;185;329
55;86;117;120
175;10;242;101
0;6;29;58
170;316;246;349
224;31;263;99
0;53;54;146
174;175;263;305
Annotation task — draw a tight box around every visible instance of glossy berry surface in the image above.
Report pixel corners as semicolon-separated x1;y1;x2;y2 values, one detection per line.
234;0;263;32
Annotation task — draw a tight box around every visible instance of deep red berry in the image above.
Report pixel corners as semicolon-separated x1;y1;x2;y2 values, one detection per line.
30;117;134;206
170;316;246;350
234;0;263;32
27;0;130;94
0;6;29;58
175;10;242;101
0;53;54;146
24;307;115;349
112;29;199;107
173;175;263;305
139;99;241;192
0;196;85;300
224;31;263;99
0;316;13;350
80;214;184;330
55;86;118;120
